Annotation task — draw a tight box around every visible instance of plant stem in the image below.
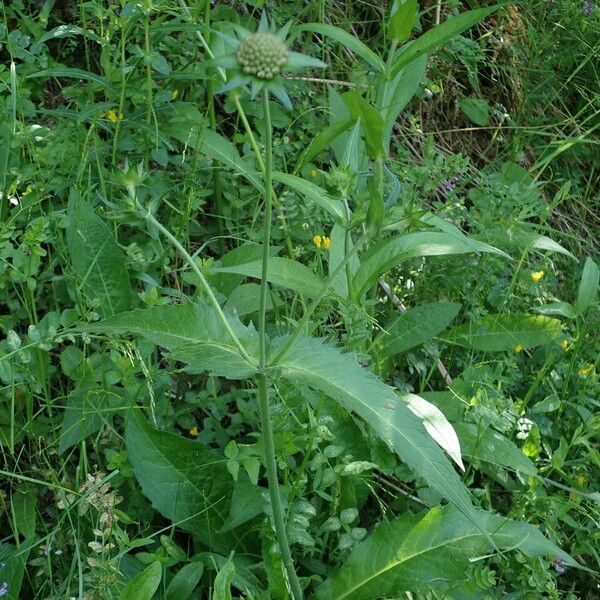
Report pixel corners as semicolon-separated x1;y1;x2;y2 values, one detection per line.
256;90;304;600
258;89;273;368
141;206;253;365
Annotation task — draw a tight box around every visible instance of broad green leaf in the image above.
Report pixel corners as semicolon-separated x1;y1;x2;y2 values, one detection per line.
66;191;131;317
294;118;355;173
389;0;418;43
277;337;485;538
195;553;262;596
166;563;204;600
263;536;289;600
352;232;505;298
12;485;36;539
225;283;277;317
201;128;264;191
219;476;264;533
342;91;386;160
389;7;499;79
454;422;537;476
59;387;125;453
210;243;269;296
295;24;385;72
576;257;599;314
213;562;235;600
120;561;162;600
36;24;103;45
162;103;263;192
26;67;116;92
381;54;427;152
535;301;577;319
375;301;461;357
311;504;578;600
0;540;33;600
507;229;576;260
214;257;325;298
126;411;239;552
272;171;347;223
443;314;562;351
402;393;464;470
329;87;367;170
460;97;490;126
87;303;258;379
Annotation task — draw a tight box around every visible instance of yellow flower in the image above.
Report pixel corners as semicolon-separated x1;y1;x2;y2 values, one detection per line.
106;109;124;123
560;339;569;350
531;270;544;282
313;234;331;250
189;426;199;436
578;364;594;376
310;169;318;177
514;344;524;353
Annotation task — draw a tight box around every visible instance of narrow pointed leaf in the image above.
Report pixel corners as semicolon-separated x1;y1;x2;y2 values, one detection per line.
86;303;258;378
272;171;347;223
352;232;506;298
389;0;418;43
375;301;461;357
389;7;500;79
342;91;386;160
295;23;385;72
214;257;325;298
403;393;464;470
294;118;355;173
276;337;485;537
443;314;562;351
311;505;579;600
576;257;599;314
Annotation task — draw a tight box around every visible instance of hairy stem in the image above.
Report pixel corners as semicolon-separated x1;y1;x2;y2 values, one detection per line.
140;206;253;365
257;89;304;600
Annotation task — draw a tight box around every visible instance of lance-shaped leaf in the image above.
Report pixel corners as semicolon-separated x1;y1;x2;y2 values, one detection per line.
352;232;506;298
86;303;258;379
311;504;579;600
126;411;247;553
388;6;500;79
275;336;485;539
374;301;461;358
295;23;385;72
213;257;325;299
66;191;131;317
443;314;562;352
272;172;347;223
576;257;599;314
342;91;386;160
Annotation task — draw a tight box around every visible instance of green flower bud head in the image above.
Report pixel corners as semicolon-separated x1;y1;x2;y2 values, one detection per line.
236;33;289;80
212;13;327;109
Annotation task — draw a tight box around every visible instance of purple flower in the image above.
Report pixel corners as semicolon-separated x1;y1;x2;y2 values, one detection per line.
554;557;566;574
440;179;457;193
584;0;594;16
0;582;8;597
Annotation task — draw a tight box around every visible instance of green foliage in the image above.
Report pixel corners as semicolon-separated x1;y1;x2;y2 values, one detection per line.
1;1;598;599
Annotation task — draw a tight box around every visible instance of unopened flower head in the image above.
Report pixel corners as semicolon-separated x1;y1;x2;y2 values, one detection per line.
212;13;326;109
236;33;288;79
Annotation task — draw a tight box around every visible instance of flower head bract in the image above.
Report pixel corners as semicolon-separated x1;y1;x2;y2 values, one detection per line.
210;13;326;109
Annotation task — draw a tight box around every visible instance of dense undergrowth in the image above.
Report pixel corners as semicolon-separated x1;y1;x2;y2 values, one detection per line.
0;0;599;599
